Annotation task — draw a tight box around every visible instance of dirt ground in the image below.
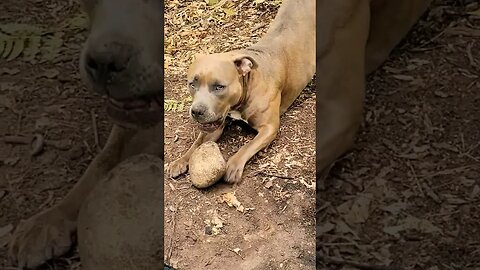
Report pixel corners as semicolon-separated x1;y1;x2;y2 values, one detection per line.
164;1;316;269
318;1;480;270
0;0;106;269
0;0;479;270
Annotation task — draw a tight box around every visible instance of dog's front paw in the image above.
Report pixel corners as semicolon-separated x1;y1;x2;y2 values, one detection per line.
9;208;76;269
167;158;188;178
225;157;245;184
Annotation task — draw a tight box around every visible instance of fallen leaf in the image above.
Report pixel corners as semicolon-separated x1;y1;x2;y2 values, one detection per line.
434;90;449;98
317;222;335;236
204;211;223;235
7;38;24;61
0;68;20;75
223;8;237;17
467;8;480;17
413;145;430;153
0;223;13;248
344;193;373;224
470;185;480;199
35;116;58;130
432;142;458;152
264;180;273;189
42;68;59;79
0;224;13;238
383;216;441;237
445;26;480;37
380;202;406;215
205;0;219;6
336;200;352;215
375;166;393;186
460;177;475;187
383;66;403;74
222;192;245;213
3;157;20;166
334;220;358;238
392;74;415;81
443;194;467;205
0;94;15;109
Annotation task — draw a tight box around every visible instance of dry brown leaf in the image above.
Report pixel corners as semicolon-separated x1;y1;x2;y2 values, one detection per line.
383;216;441;237
344;193;373;224
222;192;244;213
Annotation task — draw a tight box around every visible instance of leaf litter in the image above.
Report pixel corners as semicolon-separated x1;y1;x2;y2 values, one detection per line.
318;2;480;269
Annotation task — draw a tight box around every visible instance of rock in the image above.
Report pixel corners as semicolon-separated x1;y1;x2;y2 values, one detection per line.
189;141;226;188
77;154;163;270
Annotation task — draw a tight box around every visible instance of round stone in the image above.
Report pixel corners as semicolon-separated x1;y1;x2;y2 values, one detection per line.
189;141;226;188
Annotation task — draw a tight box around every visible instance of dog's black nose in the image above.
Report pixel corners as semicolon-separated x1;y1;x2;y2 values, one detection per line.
191;104;207;119
84;42;131;84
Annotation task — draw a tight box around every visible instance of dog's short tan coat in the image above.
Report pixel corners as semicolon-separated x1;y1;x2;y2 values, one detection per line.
167;0;315;183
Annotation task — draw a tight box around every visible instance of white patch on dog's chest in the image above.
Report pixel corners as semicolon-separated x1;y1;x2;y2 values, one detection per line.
227;110;248;124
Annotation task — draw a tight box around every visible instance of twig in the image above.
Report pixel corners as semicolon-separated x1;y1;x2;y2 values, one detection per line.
37;190;54;211
1;135;30;144
252;23;267;32
90;109;101;152
256;171;294;179
16;111;22;134
1;135;70;151
228;248;244;260
317;253;404;270
407;161;424;197
466;41;477;68
167;203;178;262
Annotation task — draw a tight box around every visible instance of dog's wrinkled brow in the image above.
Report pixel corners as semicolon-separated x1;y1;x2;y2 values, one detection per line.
187;75;199;83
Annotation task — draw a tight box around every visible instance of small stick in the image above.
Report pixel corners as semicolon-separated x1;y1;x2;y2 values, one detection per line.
252;23;267;32
256;171;294;179
466;41;477;68
16;111;22;134
1;135;70;151
228;248;244;260
167;204;177;262
1;135;29;144
91;110;101;152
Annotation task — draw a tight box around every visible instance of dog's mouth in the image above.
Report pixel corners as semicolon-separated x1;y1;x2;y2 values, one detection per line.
106;94;162;128
196;118;224;133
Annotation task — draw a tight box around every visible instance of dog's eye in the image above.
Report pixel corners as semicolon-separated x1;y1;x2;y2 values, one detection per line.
214;85;225;91
188;82;196;89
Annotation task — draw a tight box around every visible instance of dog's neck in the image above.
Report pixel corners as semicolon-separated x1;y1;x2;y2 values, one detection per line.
232;71;254;111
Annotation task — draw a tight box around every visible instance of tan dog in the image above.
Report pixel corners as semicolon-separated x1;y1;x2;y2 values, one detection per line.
315;0;432;182
167;0;316;183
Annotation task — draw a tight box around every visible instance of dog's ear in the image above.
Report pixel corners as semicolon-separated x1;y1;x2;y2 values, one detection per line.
233;55;257;76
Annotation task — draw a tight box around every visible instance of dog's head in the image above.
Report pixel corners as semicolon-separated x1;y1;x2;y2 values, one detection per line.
79;0;163;129
186;53;257;132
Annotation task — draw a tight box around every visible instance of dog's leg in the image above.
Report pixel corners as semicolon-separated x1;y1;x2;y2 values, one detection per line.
225;97;281;183
8;125;137;269
167;125;225;178
365;0;432;74
316;0;370;181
